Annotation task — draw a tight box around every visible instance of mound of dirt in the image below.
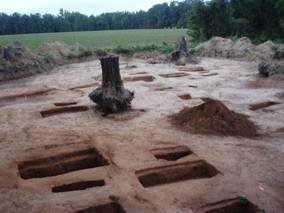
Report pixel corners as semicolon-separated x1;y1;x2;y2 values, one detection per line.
192;37;284;61
38;41;73;65
0;41;94;81
0;42;50;81
193;37;235;58
169;99;258;137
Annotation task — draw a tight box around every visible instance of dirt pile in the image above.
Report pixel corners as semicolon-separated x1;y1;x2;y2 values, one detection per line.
192;37;284;61
0;42;50;81
38;41;73;65
170;99;258;137
38;41;92;64
0;41;94;81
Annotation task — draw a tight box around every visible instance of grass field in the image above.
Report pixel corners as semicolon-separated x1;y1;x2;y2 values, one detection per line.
0;29;187;51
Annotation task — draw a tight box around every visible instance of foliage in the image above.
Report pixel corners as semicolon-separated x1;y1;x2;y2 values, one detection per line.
113;46;133;56
0;58;7;66
95;49;109;57
77;49;93;59
67;49;93;60
0;1;192;35
187;0;284;43
42;53;53;63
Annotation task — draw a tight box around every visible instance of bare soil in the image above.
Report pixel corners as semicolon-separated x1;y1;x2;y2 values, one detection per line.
0;57;283;213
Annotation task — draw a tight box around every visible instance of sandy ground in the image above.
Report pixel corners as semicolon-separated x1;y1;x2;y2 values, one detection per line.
0;57;283;213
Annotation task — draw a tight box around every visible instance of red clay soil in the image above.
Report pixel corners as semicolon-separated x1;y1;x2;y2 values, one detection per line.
170;99;258;137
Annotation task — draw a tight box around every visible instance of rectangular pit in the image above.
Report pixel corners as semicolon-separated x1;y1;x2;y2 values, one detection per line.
54;102;78;107
151;146;192;161
197;197;262;213
40;106;89;118
52;180;105;193
123;75;155;82
136;160;218;187
18;148;109;179
249;101;280;111
75;202;126;213
0;88;56;107
159;73;189;78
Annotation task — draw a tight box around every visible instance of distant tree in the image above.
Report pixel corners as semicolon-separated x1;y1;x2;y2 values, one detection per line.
187;0;209;41
0;1;194;35
187;0;284;43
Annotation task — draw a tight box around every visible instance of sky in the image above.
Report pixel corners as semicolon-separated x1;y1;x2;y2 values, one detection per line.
0;0;178;15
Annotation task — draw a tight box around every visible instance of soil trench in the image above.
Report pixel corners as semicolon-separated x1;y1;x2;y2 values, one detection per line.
18;148;109;179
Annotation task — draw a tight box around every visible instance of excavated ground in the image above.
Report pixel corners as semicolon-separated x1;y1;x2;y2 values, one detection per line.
0;57;284;213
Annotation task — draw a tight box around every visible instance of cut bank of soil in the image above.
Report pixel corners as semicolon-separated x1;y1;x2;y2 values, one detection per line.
170;99;258;137
74;202;126;213
136;160;218;187
249;101;280;111
123;75;155;82
195;197;261;213
18;148;109;179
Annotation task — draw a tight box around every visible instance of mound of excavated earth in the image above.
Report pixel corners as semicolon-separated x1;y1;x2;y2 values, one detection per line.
192;37;284;61
0;42;50;81
0;41;92;81
170;99;258;137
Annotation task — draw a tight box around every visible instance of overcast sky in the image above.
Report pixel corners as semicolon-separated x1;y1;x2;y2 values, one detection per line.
1;0;178;15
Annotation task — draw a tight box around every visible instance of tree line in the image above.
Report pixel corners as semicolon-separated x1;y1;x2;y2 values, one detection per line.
0;1;192;35
0;0;283;43
188;0;284;43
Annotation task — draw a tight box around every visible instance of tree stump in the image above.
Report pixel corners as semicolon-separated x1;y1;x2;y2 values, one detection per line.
89;55;134;113
171;36;197;65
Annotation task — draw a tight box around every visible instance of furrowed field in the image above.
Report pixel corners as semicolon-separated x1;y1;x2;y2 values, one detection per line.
0;29;187;50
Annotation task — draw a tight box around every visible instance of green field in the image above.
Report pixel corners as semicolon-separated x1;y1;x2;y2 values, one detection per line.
0;29;187;51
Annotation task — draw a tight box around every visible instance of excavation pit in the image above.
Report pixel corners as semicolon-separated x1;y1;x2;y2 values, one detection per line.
151;146;192;161
154;87;174;91
40;106;89;118
178;66;205;72
178;94;192;100
18;148;109;179
128;71;148;75
123;75;155;82
202;73;218;77
197;197;262;213
54;101;78;107
70;83;99;90
136;160;218;187
249;101;280;111
0;88;56;107
52;180;105;193
159;73;189;78
75;202;126;213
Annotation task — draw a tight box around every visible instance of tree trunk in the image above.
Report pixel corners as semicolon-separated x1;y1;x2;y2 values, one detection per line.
89;55;134;113
171;36;197;65
176;36;189;57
